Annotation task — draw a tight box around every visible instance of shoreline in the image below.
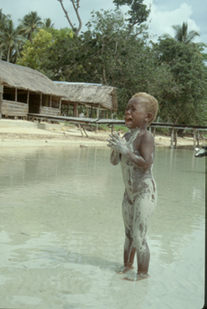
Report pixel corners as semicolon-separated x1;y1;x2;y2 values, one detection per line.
0;132;204;149
0;119;205;148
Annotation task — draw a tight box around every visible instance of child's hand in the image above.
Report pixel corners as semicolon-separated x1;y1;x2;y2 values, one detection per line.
107;132;128;155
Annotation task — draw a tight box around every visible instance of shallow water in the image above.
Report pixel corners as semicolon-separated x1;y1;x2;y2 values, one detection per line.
0;146;205;309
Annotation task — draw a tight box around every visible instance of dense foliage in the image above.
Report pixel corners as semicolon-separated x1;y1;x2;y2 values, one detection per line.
152;38;206;124
0;6;206;125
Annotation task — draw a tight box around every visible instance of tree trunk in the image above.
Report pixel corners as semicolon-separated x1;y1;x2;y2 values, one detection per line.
7;46;10;62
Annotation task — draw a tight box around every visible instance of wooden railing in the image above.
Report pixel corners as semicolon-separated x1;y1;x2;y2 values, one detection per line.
27;113;207;148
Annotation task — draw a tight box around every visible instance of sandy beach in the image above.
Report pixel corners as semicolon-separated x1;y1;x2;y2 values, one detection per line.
0;119;204;148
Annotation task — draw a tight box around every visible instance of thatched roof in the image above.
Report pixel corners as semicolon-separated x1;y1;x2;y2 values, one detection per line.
0;60;64;97
56;82;117;111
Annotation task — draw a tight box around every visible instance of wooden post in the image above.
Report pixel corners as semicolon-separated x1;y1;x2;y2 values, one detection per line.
83;126;88;137
86;107;89;118
59;98;62;116
39;93;42;116
26;91;29;119
0;85;3;119
39;93;42;107
111;124;114;135
74;103;78;117
193;129;196;149
196;130;200;148
107;110;108;119
96;105;100;133
153;127;156;137
171;128;174;148
78;124;84;137
14;88;18;120
14;89;17;119
174;130;177;149
96;105;100;118
50;96;52;107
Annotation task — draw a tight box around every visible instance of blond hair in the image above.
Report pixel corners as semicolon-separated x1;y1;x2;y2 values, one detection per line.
132;92;158;125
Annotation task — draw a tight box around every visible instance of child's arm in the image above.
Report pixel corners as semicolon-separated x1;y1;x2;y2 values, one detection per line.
108;131;154;170
110;150;121;165
107;132;121;165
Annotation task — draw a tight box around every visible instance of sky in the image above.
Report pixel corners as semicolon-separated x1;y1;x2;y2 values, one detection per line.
1;0;207;46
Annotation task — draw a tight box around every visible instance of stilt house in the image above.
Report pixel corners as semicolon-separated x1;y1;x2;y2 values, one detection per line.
0;60;64;119
55;82;117;118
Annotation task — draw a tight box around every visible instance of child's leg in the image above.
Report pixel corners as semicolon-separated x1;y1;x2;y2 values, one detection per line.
133;183;156;274
123;230;134;267
122;191;135;268
128;247;136;266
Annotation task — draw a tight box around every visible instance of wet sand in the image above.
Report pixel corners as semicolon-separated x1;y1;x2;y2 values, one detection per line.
0;119;205;148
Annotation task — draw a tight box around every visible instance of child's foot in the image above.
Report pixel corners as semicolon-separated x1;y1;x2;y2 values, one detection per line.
122;273;150;281
116;265;134;274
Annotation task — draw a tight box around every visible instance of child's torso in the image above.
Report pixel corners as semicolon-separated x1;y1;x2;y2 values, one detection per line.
120;128;155;195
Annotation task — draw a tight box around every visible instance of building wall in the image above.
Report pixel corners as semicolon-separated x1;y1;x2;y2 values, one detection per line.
0;85;61;117
2;100;28;117
40;106;60;116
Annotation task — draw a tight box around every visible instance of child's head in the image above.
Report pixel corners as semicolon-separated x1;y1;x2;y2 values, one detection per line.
131;92;158;125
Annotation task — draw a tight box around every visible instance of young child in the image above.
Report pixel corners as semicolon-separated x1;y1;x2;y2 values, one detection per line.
107;92;158;280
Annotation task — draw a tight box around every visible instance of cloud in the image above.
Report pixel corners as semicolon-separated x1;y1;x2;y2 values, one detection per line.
144;2;201;42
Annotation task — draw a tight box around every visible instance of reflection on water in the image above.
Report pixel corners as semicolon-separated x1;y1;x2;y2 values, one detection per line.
0;146;205;309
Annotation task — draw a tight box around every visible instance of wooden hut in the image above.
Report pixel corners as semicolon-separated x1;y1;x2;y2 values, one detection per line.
55;82;117;118
0;60;64;119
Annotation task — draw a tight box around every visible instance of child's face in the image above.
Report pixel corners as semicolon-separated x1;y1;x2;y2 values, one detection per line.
125;98;150;129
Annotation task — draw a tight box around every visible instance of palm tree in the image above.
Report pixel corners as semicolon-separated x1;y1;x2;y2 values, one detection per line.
0;8;11;27
18;11;43;43
42;18;54;28
163;22;200;44
10;39;26;63
0;19;25;62
0;9;11;59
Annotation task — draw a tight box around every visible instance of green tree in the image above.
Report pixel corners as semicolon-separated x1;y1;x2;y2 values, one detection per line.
17;27;74;76
42;27;79;79
31;9;180;119
45;9;179;117
18;11;43;43
17;29;53;72
153;38;206;125
16;9;186;121
79;10;182;117
113;0;150;29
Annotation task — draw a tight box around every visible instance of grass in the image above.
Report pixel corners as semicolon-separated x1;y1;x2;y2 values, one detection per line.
98;124;129;133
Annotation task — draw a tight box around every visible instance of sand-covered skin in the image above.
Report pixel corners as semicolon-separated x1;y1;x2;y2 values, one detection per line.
0;119;204;148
